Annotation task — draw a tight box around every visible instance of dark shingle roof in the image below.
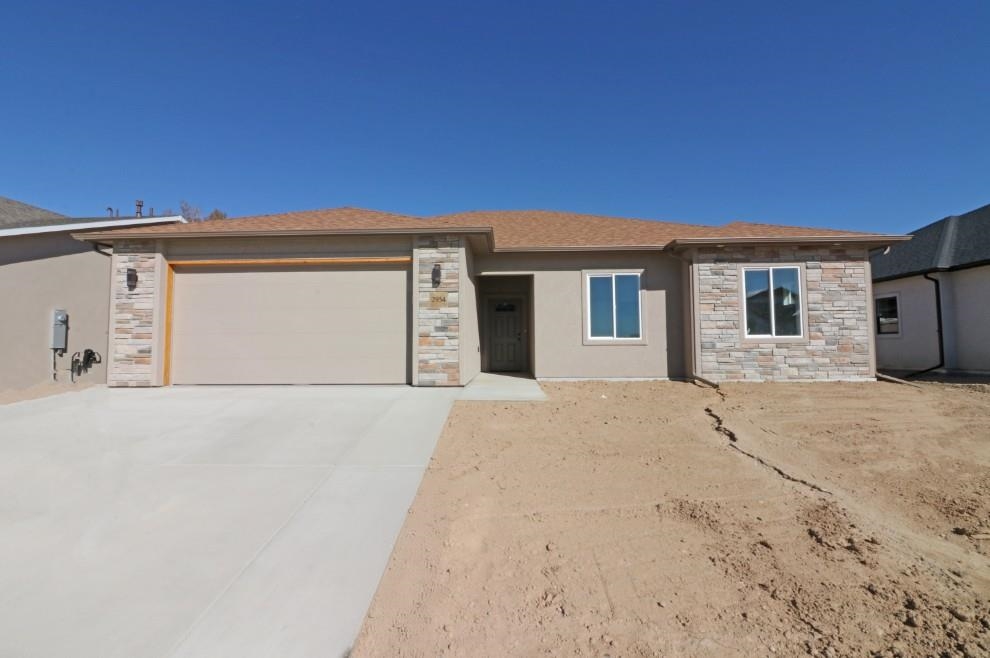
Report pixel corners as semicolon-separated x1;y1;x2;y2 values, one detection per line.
871;203;990;281
0;196;66;229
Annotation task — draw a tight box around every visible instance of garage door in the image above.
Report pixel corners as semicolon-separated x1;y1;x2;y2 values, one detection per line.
169;264;408;384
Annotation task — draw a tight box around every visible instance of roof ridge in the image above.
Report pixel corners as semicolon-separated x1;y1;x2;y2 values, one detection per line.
222;206;424;222
933;215;960;270
433;209;718;229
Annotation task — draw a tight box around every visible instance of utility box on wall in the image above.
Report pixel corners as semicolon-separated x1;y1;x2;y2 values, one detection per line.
52;309;68;352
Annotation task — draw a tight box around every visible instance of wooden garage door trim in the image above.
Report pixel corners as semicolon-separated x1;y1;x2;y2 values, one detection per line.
162;256;412;385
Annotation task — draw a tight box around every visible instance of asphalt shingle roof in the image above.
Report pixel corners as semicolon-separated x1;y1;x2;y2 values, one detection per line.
0;196;66;229
871;203;990;281
79;206;893;250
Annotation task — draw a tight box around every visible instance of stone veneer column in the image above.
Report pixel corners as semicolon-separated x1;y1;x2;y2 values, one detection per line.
108;240;158;386
695;245;873;382
414;235;461;386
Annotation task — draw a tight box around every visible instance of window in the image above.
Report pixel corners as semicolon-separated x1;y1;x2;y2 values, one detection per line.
743;266;802;338
875;295;900;335
587;273;641;339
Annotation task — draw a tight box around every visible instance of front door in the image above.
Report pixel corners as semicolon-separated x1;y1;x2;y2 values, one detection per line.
488;298;524;372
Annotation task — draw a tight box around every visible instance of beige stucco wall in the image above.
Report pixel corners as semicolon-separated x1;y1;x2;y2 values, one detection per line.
878;265;990;373
947;265;990;372
459;246;481;384
0;233;110;391
164;235;412;259
472;251;684;379
873;275;941;371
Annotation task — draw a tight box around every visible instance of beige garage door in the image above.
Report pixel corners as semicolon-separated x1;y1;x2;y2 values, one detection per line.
170;264;408;384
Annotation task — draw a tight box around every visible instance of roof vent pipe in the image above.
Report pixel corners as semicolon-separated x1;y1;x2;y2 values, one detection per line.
106;206;113;217
135;200;143;217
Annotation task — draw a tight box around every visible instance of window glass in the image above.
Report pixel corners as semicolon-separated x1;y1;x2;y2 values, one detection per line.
744;269;772;335
614;274;641;338
876;297;899;334
589;276;614;338
773;268;801;336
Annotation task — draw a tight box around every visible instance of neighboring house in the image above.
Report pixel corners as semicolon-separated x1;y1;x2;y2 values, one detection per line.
0;197;183;392
871;203;990;375
75;207;908;387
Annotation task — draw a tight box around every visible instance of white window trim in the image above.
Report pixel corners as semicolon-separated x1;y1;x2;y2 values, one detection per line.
874;293;901;338
741;266;804;339
585;272;643;342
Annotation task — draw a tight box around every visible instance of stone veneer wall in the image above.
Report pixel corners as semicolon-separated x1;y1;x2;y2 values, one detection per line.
108;240;157;386
696;245;873;382
415;235;461;385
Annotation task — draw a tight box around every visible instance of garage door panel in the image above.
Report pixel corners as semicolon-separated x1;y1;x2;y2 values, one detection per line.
175;303;406;335
174;330;402;361
171;266;408;384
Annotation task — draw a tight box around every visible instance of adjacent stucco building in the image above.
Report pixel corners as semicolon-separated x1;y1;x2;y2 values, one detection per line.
76;207;907;387
871;203;990;375
0;196;182;392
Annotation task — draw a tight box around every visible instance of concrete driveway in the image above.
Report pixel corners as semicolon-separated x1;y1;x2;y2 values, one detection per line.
0;385;459;658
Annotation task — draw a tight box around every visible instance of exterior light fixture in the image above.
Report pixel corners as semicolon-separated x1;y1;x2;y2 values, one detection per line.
126;268;138;290
431;263;442;287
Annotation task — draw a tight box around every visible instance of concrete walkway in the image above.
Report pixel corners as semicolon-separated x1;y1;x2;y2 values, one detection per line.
0;385;459;658
459;372;547;401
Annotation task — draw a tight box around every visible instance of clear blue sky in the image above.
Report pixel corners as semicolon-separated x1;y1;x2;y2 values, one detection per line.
1;1;987;233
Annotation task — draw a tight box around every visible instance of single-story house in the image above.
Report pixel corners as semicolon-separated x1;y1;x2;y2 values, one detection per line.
74;207;909;387
0;196;182;391
871;202;990;375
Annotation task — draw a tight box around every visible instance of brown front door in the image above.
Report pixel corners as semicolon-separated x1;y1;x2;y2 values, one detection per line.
488;298;524;371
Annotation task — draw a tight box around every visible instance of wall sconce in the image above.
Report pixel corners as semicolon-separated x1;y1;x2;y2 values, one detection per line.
126;268;138;290
431;263;442;288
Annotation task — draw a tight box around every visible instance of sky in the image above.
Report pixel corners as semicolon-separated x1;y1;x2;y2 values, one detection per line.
1;1;987;233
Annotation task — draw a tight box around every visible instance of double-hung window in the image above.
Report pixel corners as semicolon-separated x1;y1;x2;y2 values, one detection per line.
875;295;900;335
742;266;802;338
587;273;642;340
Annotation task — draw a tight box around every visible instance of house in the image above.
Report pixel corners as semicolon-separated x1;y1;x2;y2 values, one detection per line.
0;197;183;392
871;203;990;375
74;207;908;387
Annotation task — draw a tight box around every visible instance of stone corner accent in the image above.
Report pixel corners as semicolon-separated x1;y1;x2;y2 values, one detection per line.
108;240;157;387
414;235;461;386
695;245;873;382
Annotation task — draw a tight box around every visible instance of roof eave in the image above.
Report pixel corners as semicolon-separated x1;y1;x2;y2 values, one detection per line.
872;257;990;283
491;244;671;253
2;215;185;238
73;225;496;249
668;235;913;248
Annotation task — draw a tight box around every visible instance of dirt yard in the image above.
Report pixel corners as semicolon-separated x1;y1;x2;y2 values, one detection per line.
353;381;990;658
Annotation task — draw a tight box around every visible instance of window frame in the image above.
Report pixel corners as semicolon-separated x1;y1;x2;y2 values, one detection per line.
739;264;807;342
582;270;646;344
874;293;901;338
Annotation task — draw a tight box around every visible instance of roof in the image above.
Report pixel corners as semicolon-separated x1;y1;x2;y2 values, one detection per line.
871;203;990;281
0;196;66;229
433;210;723;249
78;207;451;238
76;206;907;251
0;195;186;237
